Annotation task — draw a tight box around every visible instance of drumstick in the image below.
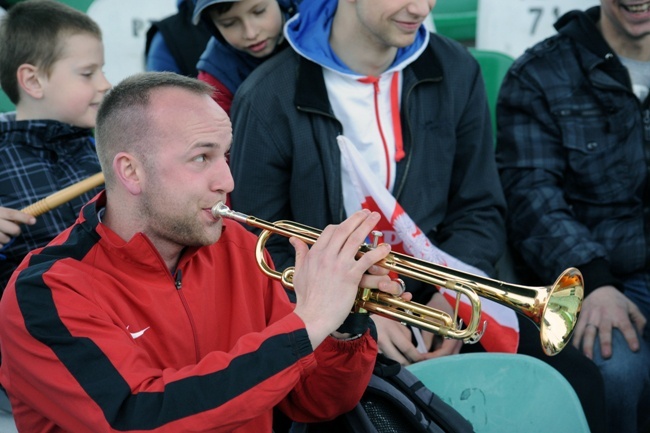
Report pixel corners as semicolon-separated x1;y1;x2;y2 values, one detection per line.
20;172;105;217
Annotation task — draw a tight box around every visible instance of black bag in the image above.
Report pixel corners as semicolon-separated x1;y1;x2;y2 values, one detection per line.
295;354;474;433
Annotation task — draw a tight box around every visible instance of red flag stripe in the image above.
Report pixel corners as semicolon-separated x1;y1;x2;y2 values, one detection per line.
442;292;519;353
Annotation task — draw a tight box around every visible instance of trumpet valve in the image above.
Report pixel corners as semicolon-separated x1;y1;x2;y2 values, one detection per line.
369;231;383;248
355;287;373;314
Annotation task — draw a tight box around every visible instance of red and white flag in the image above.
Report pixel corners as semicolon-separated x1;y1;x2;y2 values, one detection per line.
338;135;519;353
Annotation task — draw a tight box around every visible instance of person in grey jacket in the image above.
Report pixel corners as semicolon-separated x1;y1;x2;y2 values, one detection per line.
496;4;650;432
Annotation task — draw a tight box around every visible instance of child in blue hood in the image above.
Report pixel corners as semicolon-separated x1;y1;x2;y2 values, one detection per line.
192;0;299;115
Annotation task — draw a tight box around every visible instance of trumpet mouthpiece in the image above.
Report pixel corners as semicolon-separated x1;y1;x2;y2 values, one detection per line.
211;202;250;224
211;201;229;218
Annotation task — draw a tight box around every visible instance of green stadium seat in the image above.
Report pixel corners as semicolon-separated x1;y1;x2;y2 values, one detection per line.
55;0;94;12
432;0;478;43
407;353;590;433
6;0;93;11
0;90;14;114
1;4;10;112
469;48;515;140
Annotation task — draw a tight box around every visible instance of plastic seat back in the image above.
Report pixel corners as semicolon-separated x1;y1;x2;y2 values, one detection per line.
56;0;94;12
0;388;17;433
469;48;514;141
0;90;14;114
432;0;478;42
406;353;590;433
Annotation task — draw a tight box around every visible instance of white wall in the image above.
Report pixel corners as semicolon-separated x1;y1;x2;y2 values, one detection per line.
477;0;598;59
87;0;177;85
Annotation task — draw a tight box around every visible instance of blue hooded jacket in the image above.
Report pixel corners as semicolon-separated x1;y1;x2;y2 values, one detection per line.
193;0;299;95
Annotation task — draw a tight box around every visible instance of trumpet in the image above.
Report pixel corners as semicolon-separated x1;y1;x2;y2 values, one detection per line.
212;203;583;356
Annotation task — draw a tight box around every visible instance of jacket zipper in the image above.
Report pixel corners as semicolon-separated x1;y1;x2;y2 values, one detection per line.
369;78;392;189
642;109;650;215
297;73;438;216
393;77;441;199
640;107;650;269
174;269;202;363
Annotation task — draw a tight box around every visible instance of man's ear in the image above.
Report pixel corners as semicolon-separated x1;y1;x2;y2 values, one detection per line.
113;152;144;195
16;63;45;99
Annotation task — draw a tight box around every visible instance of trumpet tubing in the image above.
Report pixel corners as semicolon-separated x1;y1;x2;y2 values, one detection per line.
212;202;583;356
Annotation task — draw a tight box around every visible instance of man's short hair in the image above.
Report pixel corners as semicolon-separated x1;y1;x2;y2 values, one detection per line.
0;0;102;104
95;72;215;187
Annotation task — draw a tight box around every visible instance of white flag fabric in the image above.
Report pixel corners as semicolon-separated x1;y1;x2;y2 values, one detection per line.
337;135;519;353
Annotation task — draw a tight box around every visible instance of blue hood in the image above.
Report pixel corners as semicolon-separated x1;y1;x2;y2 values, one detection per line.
285;0;428;77
196;38;266;94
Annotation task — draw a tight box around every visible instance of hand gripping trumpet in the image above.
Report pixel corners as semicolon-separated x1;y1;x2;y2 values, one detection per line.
212;202;583;356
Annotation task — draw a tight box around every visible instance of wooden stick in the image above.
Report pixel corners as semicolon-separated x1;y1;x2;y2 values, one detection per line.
20;172;105;217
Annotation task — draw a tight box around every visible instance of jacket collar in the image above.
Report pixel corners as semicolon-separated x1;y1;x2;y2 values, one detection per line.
554;6;629;85
84;192;204;274
294;40;443;113
0;118;92;154
555;7;611;59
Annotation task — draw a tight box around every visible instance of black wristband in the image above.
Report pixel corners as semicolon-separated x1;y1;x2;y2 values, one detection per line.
336;312;370;334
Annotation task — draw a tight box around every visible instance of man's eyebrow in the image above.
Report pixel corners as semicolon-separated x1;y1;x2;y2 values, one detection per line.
190;142;219;150
188;142;231;153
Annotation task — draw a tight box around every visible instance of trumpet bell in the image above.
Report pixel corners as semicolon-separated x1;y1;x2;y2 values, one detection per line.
537;269;584;357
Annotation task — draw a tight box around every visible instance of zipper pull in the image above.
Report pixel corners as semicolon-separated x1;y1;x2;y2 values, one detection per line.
175;269;182;290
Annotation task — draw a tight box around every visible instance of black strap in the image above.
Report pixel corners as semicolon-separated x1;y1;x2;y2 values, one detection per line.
336;312;371;335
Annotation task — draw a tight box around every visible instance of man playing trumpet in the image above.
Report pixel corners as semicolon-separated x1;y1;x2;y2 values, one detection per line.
0;71;409;433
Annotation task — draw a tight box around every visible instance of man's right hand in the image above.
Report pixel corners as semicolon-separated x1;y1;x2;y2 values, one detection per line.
291;209;392;349
0;207;36;248
373;315;423;364
373;291;463;365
